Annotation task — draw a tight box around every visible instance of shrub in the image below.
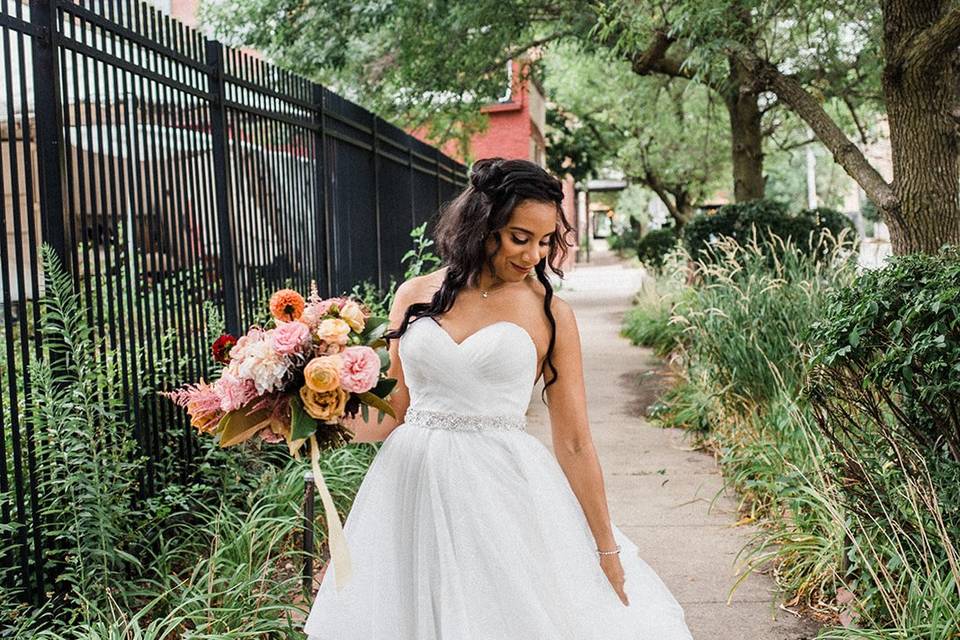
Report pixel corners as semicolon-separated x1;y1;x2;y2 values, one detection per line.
806;247;960;629
608;224;641;255
683;199;855;264
635;227;679;272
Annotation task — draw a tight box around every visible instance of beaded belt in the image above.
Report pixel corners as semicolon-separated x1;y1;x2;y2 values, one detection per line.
403;407;527;433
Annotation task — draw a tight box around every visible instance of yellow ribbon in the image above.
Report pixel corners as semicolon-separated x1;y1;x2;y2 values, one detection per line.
308;433;353;591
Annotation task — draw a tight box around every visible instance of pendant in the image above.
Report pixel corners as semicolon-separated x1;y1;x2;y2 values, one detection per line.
481;290;488;298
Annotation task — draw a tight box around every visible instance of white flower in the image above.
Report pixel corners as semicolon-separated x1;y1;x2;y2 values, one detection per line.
236;333;289;394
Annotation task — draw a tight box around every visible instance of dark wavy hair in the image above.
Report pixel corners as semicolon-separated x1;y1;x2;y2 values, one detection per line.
383;157;576;405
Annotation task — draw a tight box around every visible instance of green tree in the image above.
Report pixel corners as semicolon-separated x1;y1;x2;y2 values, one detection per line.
543;44;730;227
202;0;957;253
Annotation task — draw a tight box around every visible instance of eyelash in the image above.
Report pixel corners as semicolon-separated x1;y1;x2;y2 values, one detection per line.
511;235;550;247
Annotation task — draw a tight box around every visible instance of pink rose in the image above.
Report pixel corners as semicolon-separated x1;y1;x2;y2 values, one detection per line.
338;346;381;393
216;370;257;413
273;320;311;355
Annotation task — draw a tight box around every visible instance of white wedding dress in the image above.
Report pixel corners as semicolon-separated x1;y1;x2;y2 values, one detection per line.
303;316;693;639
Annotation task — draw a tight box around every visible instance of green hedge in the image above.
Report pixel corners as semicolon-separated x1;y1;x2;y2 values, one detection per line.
635;227;679;271
683;199;855;263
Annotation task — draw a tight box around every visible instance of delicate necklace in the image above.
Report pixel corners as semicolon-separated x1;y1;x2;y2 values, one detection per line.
478;278;509;299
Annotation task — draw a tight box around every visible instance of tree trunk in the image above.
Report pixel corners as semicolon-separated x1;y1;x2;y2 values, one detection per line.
882;1;960;253
725;56;765;202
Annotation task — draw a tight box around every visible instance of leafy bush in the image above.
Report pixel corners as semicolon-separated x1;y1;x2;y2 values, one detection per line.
683;199;855;264
806;247;960;630
608;224;641;255
635;227;679;272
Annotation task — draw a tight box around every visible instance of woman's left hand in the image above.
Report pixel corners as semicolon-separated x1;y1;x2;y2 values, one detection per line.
599;553;630;606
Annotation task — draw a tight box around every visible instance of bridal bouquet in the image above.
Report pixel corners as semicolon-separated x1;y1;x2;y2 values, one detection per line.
160;282;397;590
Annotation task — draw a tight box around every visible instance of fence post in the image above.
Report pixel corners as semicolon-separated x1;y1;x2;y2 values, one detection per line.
31;0;68;275
435;149;441;213
372;117;382;291
311;84;332;299
28;0;69;606
204;40;241;336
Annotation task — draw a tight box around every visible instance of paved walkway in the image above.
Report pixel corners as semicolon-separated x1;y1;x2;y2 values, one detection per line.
524;242;821;639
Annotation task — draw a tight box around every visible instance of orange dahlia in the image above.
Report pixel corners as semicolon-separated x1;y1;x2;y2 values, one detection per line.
269;288;305;322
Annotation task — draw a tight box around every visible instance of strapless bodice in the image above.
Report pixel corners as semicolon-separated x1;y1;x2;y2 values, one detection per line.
397;316;538;419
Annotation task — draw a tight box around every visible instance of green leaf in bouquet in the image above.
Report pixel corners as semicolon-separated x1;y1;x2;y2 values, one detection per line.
361;316;390;340
358;391;396;420
372;377;397;398
289;394;319;441
217;405;271;448
361;402;369;422
376;346;390;371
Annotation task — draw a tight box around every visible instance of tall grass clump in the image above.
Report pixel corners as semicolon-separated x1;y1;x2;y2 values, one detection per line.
633;228;862;616
632;226;960;636
621;254;688;357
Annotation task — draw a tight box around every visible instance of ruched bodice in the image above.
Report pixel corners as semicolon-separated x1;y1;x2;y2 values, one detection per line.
398;316;538;418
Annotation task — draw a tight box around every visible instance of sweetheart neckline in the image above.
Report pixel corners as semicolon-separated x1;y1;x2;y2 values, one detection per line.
428;317;538;356
402;318;543;385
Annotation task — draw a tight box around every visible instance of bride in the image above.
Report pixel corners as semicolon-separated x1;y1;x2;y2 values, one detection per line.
303;158;692;639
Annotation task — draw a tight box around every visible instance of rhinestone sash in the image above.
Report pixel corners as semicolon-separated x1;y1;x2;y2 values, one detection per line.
403;407;527;433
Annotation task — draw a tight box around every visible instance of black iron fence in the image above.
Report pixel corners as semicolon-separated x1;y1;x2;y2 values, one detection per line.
1;0;466;604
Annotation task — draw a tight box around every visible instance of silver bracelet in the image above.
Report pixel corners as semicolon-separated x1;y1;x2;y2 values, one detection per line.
597;544;621;556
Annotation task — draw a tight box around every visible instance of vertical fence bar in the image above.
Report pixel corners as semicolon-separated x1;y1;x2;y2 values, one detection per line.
312;84;331;298
204;39;240;336
372;118;382;291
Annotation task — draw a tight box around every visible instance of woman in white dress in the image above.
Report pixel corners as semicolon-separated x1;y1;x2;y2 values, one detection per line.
303;158;692;639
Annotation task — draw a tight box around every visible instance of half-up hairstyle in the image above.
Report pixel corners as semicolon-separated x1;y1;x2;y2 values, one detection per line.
383;157;576;405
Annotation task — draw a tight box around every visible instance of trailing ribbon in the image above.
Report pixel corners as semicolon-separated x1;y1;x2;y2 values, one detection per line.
309;433;353;591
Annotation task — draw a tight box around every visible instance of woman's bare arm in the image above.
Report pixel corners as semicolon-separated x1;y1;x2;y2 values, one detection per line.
544;298;617;551
344;280;415;443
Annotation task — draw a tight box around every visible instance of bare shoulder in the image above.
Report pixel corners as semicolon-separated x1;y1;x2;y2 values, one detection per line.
396;267;446;300
523;276;574;322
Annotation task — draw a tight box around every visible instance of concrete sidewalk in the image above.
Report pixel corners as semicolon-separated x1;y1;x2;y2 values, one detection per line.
524;242;821;640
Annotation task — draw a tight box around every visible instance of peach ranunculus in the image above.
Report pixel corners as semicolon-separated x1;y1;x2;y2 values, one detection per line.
338;346;381;393
269;289;305;322
300;386;349;423
338;300;366;333
304;354;342;392
316;318;351;345
273;320;311;356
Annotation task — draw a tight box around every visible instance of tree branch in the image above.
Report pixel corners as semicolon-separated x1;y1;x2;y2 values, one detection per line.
736;49;898;213
630;30;681;75
841;94;870;145
903;6;960;75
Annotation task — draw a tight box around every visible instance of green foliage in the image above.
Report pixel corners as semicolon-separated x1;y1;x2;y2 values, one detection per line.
635;227;680;272
542;43;731;204
16;450;376;639
634;236;960;634
607;225;641;254
401;222;442;280
22;244;147;622
683;199;855;264
677;233;858;408
860;199;880;223
810;247;960;459
805;248;960;629
621;274;685;357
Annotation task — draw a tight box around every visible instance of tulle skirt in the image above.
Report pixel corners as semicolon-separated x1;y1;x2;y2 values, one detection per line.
302;419;692;639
